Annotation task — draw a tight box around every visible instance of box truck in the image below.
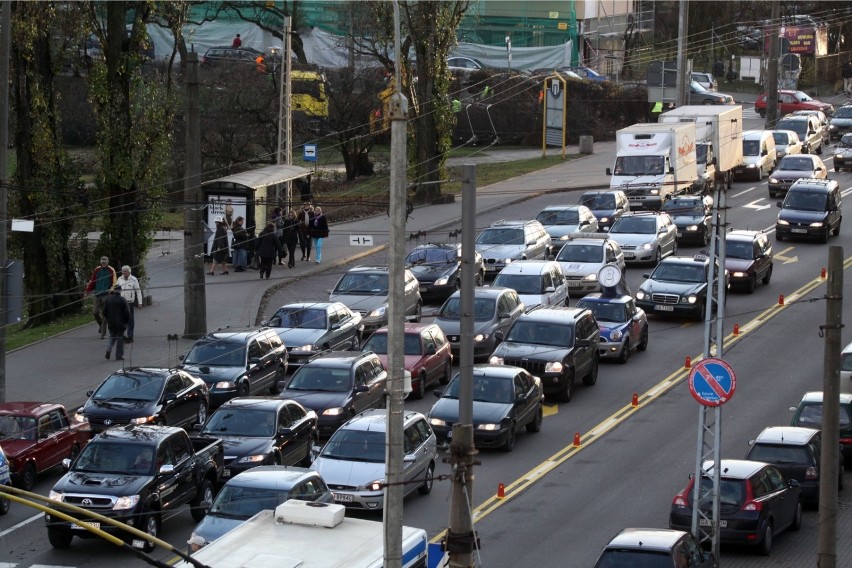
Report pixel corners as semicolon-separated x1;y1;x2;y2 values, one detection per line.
606;122;697;210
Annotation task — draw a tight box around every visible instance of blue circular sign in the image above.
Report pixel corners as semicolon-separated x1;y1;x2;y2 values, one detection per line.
688;358;736;407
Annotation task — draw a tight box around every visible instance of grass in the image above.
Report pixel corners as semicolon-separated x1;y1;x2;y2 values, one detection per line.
6;311;93;352
443;154;574;194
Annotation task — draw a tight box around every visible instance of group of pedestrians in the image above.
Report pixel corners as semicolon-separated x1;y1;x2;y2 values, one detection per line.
84;257;144;361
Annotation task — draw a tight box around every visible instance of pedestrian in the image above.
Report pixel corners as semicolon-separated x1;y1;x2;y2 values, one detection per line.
255;221;281;279
843;60;852;95
309;206;330;264
103;287;130;360
187;532;206;554
223;199;235;229
84;256;116;339
297;203;315;261
231;216;249;271
282;209;300;268
208;216;229;275
272;207;287;265
231;33;241;48
116;265;143;343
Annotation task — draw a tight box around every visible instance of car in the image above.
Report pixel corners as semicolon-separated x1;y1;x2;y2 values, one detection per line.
201;45;266;70
564;66;609;82
685;80;735;105
634;254;726;320
360;323;453;399
328;266;422;337
607;212;678;265
534;204;599;249
791;391;852;462
404;242;484;302
669;459;802;555
771;129;804;160
828;104;852;140
261;302;363;370
531;67;583;81
776;115;825;155
660;195;713;247
554;235;626;295
434;286;524;361
775;178;842;243
576;293;648;364
755;89;834;118
428;364;543;451
80;368;210;433
474;219;551;278
0;445;10;515
691;71;717;91
447;56;484;73
489;306;599;402
578;190;630;231
790;109;831;146
842;340;852;382
310;409;436;510
833;132;852;172
191;465;333;546
746;426;842;508
199;397;318;479
723;229;773;293
180;328;288;407
593;528;715;568
0;403;92;490
491;260;569;308
278;351;387;438
767;154;828;198
734;130;777;181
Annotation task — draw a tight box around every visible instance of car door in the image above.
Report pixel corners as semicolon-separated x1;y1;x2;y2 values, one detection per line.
658;214;676;255
333;307;357;350
418;330;438;384
153;440;184;509
167;434;197;506
403;270;421;317
606;241;626;273
274;404;299;464
162;374;191;428
625;299;643;345
245;337;268;394
573;315;594;378
512;372;535;428
35;412;65;469
762;465;799;528
495;291;521;338
286;401;316;459
547;264;568;306
45;409;76;469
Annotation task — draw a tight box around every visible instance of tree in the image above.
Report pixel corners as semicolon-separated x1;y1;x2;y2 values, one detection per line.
325;66;380;180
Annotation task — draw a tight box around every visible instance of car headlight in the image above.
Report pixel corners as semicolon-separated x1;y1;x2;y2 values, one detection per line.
489;356;504;364
113;495;141;511
732;271;746;278
504;258;514;264
641;243;653;250
830;125;837;131
559;235;570;241
292;344;316;352
810;221;824;227
362;479;384;492
836;154;844;160
746;164;756;169
434;276;449;286
776;219;790;226
473;333;489;343
237;455;266;464
649;189;660;195
686;225;698;232
610;330;623;341
636;290;647;300
583;273;598;282
214;381;235;389
544;361;564;373
685;294;699;304
368;305;387;318
429;417;447;428
599;217;609;224
49;490;64;502
769;177;779;184
322;407;345;416
130;416;155;425
476;423;500;431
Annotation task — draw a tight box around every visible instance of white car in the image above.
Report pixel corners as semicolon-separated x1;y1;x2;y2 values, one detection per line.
555;236;626;294
607;212;678;265
491;260;569;308
771;130;804;161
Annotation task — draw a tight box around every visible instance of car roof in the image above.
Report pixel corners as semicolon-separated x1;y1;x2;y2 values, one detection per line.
742;129;772;139
701;459;768;479
726;229;764;241
789;178;837;191
97;424;185;441
370;322;438;335
0;402;64;416
408;242;458;251
657;254;711;267
276;302;339;311
605;528;690;550
339;409;425;432
754;426;819;445
487;219;539;228
346;266;390;274
216;397;293;412
519;306;586;322
304;351;373;366
540;204;586;211
202;328;271;341
223;466;320;490
578;293;632;305
496;260;559;274
448;286;513;300
470;364;525;379
801;391;852;404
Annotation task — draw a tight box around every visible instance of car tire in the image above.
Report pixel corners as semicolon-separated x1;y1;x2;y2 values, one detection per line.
762;266;773;285
237;381;250;397
0;491;9;515
475;272;484;287
556;369;574;402
502;424;516;452
758;523;773;556
775;232;783;242
195;401;208;426
617;339;630;364
412;371;427;400
140;510;160;553
47;527;72;548
637;326;649;351
745;274;757;294
412;302;422;323
526;404;543;433
833;220;841;236
20;462;36;492
583;356;599;386
701;230;709;247
270;367;286;395
654;247;662;265
821;227;830;244
816;143;823;155
418;461;435;495
191;479;214;522
791;500;803;531
759;110;766;118
440;360;452;385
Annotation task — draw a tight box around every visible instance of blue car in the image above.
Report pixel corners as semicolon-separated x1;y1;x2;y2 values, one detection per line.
0;445;10;514
576;293;648;363
567;66;609;82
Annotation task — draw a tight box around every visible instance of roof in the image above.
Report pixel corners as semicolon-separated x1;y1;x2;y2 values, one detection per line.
98;424;184;441
496;260;559;274
203;327;272;341
753;426;819;446
306;350;373;366
276;301;340;311
448;286;513;300
605;528;689;551
801;391;852;404
658;254;711;266
203;164;311;190
216;397;293;412
726;229;764;241
369;322;440;335
701;459;767;479
339;409;424;432
222;465;319;490
520;306;584;322
0;402;63;416
789;178;838;191
578;293;632;305
470;364;523;379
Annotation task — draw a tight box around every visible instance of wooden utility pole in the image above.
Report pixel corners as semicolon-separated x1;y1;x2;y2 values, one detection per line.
765;0;781;129
0;0;12;403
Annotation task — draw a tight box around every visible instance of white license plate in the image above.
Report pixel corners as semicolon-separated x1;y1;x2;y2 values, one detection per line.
699;519;727;527
72;521;100;530
568;281;581;288
333;492;354;503
791;228;808;234
485;266;497;272
654;304;675;312
623;252;634;259
222;468;231;478
676;232;683;238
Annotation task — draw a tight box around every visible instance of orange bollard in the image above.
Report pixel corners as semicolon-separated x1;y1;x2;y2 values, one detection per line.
821;268;827;279
778;294;785;306
496;483;505;499
573;432;581;447
631;393;639;407
733;324;740;336
684;356;691;369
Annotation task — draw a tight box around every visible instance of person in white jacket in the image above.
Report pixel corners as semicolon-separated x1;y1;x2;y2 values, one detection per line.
117;265;143;343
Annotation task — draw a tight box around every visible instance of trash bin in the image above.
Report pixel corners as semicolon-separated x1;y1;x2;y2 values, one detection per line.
579;135;594;155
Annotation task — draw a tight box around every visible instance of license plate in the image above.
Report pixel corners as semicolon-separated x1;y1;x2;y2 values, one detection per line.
447;429;453;440
654;304;675;312
72;521;100;530
676;232;683;238
699;519;727;527
791;228;807;234
568;281;581;288
485;266;497;272
222;468;231;478
623;253;634;259
333;492;354;503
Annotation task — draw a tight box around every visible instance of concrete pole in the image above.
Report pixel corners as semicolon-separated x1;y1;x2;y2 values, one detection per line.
277;17;292;210
0;0;11;402
182;52;207;339
765;1;781;129
675;0;688;107
817;246;843;568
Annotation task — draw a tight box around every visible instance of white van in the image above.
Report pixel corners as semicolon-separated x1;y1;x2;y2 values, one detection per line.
491;260;569;308
733;130;777;181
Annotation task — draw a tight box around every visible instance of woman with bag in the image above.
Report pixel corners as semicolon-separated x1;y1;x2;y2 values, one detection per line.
309;206;330;264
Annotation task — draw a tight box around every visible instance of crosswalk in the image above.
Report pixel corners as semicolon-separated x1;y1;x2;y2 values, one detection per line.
741;106;760;119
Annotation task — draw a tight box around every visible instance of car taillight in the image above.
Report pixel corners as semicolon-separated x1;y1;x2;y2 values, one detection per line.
672;479;694;508
839;437;852;445
805;466;818;480
742;479;762;512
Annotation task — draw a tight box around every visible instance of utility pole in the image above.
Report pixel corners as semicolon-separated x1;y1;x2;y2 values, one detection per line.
817;246;843;568
277;16;292;210
675;0;688;107
765;0;781;129
0;0;11;403
183;52;207;339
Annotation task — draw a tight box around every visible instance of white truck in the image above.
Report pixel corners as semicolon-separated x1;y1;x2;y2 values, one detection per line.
606;122;697;211
174;500;429;568
658;105;744;194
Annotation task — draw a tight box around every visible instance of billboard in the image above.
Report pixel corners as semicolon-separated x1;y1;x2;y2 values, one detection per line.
765;25;828;56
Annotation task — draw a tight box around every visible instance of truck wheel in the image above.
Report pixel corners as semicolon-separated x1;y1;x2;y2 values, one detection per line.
47;527;72;548
191;479;214;522
20;462;36;491
140;511;160;553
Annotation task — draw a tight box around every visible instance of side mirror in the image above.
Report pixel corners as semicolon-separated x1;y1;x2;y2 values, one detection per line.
163;392;177;403
434;389;443;398
544;286;555;293
642;273;650;278
178;354;185;361
86;390;94;397
277;427;293;437
403;454;416;463
353;385;369;393
606;167;612;176
277;380;287;391
193;423;203;432
777;201;783;208
248;357;261;365
498;312;511;319
62;458;72;471
158;464;176;476
494;330;505;342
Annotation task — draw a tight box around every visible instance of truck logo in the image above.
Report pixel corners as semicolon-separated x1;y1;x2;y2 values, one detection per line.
82;498;93;506
678;136;695;157
628;142;658;149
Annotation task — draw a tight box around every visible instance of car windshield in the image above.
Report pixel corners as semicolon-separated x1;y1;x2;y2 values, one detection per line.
595;550;674;568
778;156;816;171
536;209;579;225
772;132;790;145
476;228;524;246
92;373;164;402
556;243;602;263
269;307;326;329
784;191;827;212
362;333;422;356
796;403;852;428
320;429;385;462
492;274;544;295
406;247;455;265
651;263;706;283
842;353;852;372
443;375;514;404
505;321;573;347
287;367;353;392
613;156;665;176
725;240;754;260
777;121;806;137
210;485;292;519
74;442;153;474
662;200;704;216
840;134;852;148
696;144;709;164
794;90;812;101
580;194;616;209
0;415;37;441
610;217;657;235
439;297;496;321
333;273;388;295
748;443;810;464
742;139;760;156
184;341;246;366
202;409;276;437
576;300;627;323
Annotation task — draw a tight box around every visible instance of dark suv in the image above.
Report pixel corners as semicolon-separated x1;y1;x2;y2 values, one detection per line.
278;351;387;438
180;328;288;407
489;306;599;402
201;46;266;69
723;229;773;293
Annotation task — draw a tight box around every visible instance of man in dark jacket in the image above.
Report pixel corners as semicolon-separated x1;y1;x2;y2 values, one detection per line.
103;288;130;360
843;60;852;95
255;221;281;279
84;256;116;338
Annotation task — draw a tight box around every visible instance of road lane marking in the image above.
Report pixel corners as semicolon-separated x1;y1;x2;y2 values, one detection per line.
0;512;43;538
731;187;756;198
774;246;799;264
743;198;771;211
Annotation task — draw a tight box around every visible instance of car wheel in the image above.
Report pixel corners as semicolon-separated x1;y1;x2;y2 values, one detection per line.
758;523;773;556
583;355;599;386
475;272;484;287
617;339;630;364
526;404;543;433
191;479;214;522
775;232;783;242
195;401;208;426
20;462;36;492
816;143;823;155
821;227;830;244
271;451;282;466
47;526;72;548
762;266;773;285
556;370;575;402
833;220;841;236
637;326;649;351
791;501;803;531
702;100;713;105
418;461;435;495
412;371;427;400
654;247;662;265
155;417;166;427
412;302;422;323
440;360;452;385
140;510;160;552
502;424;516;452
759;110;766;118
701;230;709;247
745;274;756;294
0;491;9;515
757;166;764;181
270;367;286;394
237;381;250;397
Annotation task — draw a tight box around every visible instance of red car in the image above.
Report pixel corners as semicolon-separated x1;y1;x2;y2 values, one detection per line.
755;90;834;118
361;323;453;399
0;402;92;490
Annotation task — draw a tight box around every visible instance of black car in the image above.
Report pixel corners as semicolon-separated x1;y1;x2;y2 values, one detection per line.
405;243;485;302
578;190;630;231
278;351;387;438
199;397;318;480
670;459;802;555
635;254;726;320
201;45;266;69
428;364;543;451
489;306;599;402
594;528;715;568
180;328;289;407
829;105;852;141
723;230;773;293
80;368;209;433
660;195;713;247
834;132;852;172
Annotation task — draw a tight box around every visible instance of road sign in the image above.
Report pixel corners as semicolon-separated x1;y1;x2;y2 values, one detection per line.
688;358;736;407
303;144;317;162
349;235;374;246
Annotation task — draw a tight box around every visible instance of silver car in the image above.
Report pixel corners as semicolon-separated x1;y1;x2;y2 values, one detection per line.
555;236;626;294
534;205;598;251
310;409;436;511
607;212;678;265
328;266;422;336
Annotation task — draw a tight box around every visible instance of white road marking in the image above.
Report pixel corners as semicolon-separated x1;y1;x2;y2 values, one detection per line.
731;187;756;198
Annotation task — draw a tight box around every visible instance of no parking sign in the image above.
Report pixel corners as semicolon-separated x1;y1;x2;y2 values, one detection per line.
688;358;736;407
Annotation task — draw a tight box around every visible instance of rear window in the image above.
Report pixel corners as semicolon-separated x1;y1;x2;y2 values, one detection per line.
595;550;673;568
492;274;544;295
841;352;852;372
796;403;852;428
184;340;246;366
747;443;811;464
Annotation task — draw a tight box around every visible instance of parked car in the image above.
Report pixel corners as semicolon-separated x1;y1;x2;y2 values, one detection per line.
278;351;387;438
828;104;852;140
428;364;543;451
576;293;648;363
555;235;626;295
534;204;599;249
564;66;609;82
447;56;484;73
578;190;630;231
80;367;209;433
634;254;727;320
685;80;735;105
790;109;831;146
0;403;92;490
776;115;825;155
191;466;333;546
491;260;569;308
262;302;363;370
833;132;852;172
691;71;718;91
474;219;551;278
767;154;827;198
360;323;453;399
201;45;266;70
669;459;802;555
180;328;288;407
607;212;678;265
660;195;713;247
723;229;773;293
310;409;436;510
791;391;852;462
755;89;834;118
199;397;317;479
0;446;10;514
593;528;715;568
404;242;484;302
771;129;804;160
328;266;422;336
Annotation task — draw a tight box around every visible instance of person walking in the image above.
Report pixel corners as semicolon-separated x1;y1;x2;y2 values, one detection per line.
272;207;287;265
843;60;852;95
297;203;315;261
103;288;130;360
255;221;281;279
231;34;241;48
116;266;143;343
231;216;249;271
208;216;229;275
309;206;330;264
282;209;300;268
84;256;116;339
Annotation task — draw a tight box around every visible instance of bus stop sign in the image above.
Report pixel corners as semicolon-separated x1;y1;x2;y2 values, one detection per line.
688;358;736;407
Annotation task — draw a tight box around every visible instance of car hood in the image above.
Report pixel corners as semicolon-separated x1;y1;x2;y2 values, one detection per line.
0;439;35;460
610;233;656;247
830;117;852;127
639;279;705;296
557;260;602;277
474;244;524;260
834;147;852;157
723;258;755;272
54;470;152;496
311;455;384;488
328;293;387;313
211;435;273;458
778;208;828;223
429;398;510;425
771;168;820;179
435;318;495;336
275;327;326;347
82;399;158;420
544;224;582;238
492;341;571;362
193;513;244;544
180;364;244;383
408;263;454;283
278;389;350;413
